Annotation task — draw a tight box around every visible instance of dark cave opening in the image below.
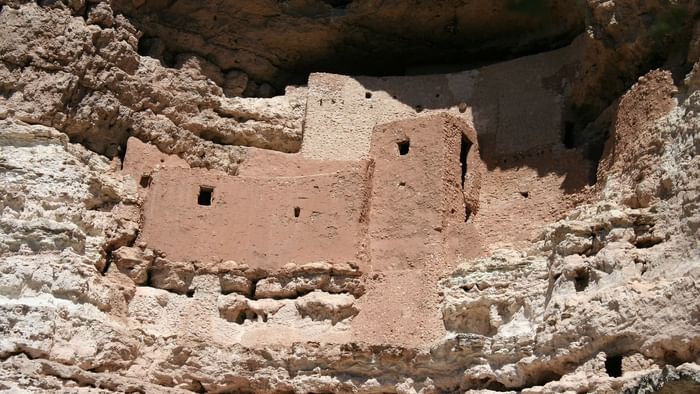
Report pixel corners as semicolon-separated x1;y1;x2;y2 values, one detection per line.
321;0;352;9
122;0;589;93
280;38;582;88
563;121;576;149
605;354;623;377
574;269;589;292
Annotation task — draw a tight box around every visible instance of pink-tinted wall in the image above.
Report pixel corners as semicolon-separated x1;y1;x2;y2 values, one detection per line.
368;114;480;270
139;163;372;271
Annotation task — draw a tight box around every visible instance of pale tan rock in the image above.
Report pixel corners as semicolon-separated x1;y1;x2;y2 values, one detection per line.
0;2;699;393
219;273;253;296
254;275;331;299
112;246;154;285
174;53;224;86
87;2;114;28
149;258;194;295
295;291;358;324
216;293;249;322
221;70;248;97
325;276;365;297
217;293;284;323
0;3;305;173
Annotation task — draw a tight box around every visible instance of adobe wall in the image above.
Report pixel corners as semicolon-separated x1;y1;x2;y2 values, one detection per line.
139;163;373;271
236;147;353;177
368;113;482;271
129;38;589;275
300;39;582;161
471;146;591;246
121;137;189;177
127;72;591;349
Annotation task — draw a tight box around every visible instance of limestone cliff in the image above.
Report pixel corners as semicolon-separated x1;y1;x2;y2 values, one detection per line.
0;1;698;393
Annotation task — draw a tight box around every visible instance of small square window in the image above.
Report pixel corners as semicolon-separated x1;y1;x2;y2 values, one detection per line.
198;186;213;206
139;175;151;188
397;140;410;155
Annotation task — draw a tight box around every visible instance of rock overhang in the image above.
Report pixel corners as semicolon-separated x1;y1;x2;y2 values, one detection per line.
112;0;586;86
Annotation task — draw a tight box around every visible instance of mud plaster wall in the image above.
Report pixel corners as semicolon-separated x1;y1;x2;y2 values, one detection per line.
139;164;372;271
368;114;481;270
300;40;582;161
136;114;484;273
122;137;189;178
133;103;588;273
133;39;589;272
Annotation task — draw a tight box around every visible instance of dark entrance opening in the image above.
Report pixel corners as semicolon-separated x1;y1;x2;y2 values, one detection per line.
563;121;576;149
322;0;352;8
605;354;623;377
398;139;410;155
574;269;590;292
460;134;472;189
139;175;151;188
198;186;213;206
294;206;301;218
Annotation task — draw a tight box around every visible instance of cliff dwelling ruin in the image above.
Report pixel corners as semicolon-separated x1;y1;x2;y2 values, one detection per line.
127;46;592;274
1;1;699;392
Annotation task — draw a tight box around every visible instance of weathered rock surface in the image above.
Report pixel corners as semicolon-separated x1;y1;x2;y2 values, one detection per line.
0;1;306;174
0;1;699;393
111;0;586;86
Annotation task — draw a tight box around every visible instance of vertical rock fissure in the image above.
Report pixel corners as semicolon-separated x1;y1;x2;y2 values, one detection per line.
460;134;471;189
460;134;472;222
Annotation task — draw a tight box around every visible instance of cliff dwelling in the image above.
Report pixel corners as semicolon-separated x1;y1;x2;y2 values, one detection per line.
113;42;599;352
127;45;591;274
1;1;699;393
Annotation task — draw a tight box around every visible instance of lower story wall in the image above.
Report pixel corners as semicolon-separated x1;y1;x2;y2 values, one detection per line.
139;163;373;271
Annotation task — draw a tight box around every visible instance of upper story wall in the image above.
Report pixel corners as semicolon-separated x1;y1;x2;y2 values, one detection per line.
128;39;588;273
300;40;583;162
368;113;481;270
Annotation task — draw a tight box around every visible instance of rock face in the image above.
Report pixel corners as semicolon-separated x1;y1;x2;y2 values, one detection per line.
0;1;306;172
0;1;699;393
111;0;586;86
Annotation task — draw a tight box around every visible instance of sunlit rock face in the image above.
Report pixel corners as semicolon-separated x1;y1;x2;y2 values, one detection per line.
0;1;699;393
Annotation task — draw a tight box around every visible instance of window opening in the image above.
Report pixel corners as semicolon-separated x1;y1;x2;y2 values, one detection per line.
460;134;472;189
198;186;213;206
398;139;410;155
139;175;151;188
605;354;622;377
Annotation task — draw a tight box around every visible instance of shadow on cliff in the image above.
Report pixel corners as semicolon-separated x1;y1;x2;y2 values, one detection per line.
354;69;598;195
